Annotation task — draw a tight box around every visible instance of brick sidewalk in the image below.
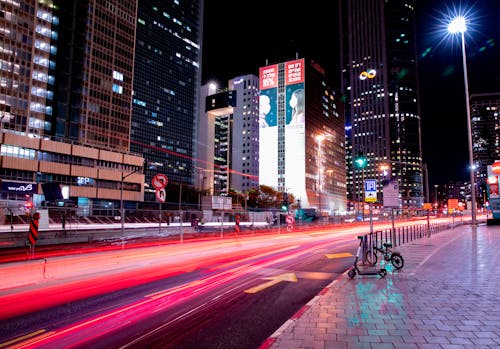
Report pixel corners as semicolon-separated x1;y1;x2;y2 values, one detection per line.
264;224;500;349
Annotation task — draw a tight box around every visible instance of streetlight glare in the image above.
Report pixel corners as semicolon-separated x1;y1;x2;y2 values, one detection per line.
429;4;480;51
315;134;325;142
448;16;467;34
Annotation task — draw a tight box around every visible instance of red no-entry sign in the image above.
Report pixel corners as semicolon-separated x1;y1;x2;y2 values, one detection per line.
152;173;168;189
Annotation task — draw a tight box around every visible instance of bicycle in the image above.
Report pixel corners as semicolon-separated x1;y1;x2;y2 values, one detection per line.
365;241;404;270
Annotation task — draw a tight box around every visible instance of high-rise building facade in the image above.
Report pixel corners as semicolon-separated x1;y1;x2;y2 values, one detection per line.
1;0;56;137
197;84;235;196
259;58;346;214
340;0;424;209
228;75;260;192
1;0;144;218
470;92;500;207
197;76;259;197
132;0;204;203
52;0;138;153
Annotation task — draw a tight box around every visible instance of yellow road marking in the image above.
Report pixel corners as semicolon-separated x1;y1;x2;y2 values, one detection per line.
0;329;47;348
325;252;353;259
244;273;297;294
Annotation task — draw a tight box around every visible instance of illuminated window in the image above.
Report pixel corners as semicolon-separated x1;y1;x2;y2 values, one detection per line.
112;84;123;94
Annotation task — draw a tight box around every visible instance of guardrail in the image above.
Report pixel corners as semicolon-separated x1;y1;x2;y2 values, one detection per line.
361;219;466;264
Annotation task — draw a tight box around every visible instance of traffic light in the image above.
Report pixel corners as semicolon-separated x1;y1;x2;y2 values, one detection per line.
281;192;289;211
281;201;288;211
355;153;367;169
24;194;33;210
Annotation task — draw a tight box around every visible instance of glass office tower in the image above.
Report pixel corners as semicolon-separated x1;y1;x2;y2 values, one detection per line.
340;0;424;209
132;0;204;203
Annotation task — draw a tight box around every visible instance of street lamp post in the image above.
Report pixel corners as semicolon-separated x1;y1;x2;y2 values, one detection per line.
120;166;143;239
448;16;477;226
315;135;325;212
355;154;367;221
434;184;439;209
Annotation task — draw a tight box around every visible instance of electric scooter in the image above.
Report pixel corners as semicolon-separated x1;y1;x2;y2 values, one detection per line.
348;235;387;279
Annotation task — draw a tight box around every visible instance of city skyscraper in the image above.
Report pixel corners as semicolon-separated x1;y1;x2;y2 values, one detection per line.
228;75;260;193
55;0;138;153
259;58;346;214
197;84;235;196
197;76;259;198
1;0;57;137
470;92;500;207
0;0;144;218
132;0;204;204
340;0;424;209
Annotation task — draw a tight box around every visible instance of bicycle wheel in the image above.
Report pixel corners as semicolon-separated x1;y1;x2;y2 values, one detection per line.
391;253;404;269
365;250;378;265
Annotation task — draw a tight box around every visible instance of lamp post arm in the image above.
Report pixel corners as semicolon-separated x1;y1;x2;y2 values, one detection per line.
120;166;144;242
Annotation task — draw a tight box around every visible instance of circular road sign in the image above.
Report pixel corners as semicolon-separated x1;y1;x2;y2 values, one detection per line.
155;188;166;203
152;173;168;189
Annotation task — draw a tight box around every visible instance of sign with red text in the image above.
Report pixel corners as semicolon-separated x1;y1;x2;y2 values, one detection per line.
259;64;278;89
285;59;304;85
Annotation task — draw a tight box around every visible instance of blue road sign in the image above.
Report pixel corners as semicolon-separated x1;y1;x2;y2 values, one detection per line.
364;179;377;203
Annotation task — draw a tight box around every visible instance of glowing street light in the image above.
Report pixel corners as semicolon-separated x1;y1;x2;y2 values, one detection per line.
447;15;477;226
380;164;390;177
355;152;367;220
315;134;326;212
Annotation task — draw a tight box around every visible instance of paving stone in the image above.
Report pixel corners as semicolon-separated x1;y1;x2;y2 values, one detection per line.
265;223;500;349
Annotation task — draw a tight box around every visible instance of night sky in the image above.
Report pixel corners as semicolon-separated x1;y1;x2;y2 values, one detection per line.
201;0;500;187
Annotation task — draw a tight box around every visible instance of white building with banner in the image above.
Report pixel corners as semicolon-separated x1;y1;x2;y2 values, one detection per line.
258;58;347;214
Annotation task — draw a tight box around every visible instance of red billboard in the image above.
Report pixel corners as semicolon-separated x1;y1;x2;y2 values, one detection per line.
259;64;278;90
285;59;305;85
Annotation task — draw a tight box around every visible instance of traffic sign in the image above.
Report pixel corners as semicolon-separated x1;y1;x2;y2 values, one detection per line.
382;179;399;208
364;179;377;203
492;161;500;174
155;188;166;203
152;173;168;189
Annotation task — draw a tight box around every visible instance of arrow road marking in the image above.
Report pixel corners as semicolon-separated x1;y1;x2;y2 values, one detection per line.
325;252;353;259
244;273;298;294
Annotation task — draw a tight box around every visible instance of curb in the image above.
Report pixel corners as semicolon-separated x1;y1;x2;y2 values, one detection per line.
260;269;351;349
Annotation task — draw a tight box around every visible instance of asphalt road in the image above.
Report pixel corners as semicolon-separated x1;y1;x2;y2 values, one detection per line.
0;227;361;349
